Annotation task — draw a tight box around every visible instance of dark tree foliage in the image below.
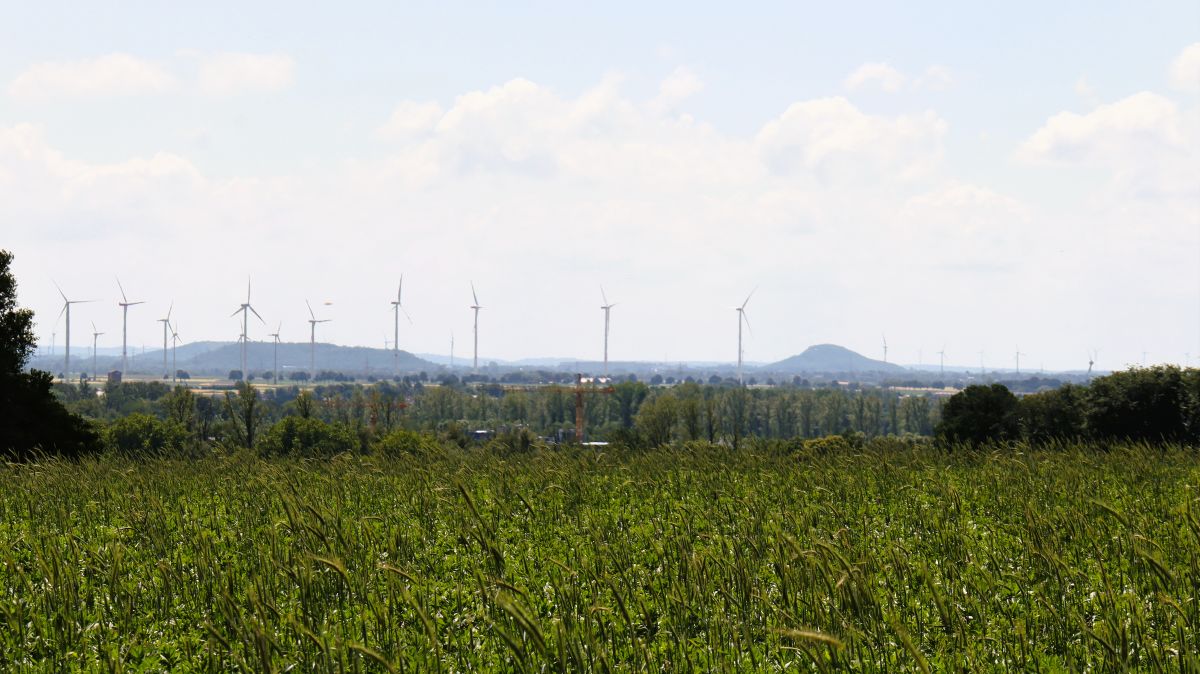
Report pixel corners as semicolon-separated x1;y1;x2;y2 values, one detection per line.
1085;366;1196;444
936;383;1020;446
0;250;99;458
1019;384;1085;443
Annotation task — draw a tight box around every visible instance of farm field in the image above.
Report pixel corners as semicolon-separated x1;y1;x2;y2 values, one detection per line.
1;443;1197;671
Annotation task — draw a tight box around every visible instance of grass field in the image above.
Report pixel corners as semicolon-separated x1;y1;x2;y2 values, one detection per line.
1;443;1197;671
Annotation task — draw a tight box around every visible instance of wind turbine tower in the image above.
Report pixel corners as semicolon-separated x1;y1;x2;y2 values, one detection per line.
1015;347;1025;376
1087;349;1097;378
882;334;889;364
55;283;92;382
231;279;264;380
268;322;281;386
390;277;411;375
470;283;483;372
170;322;181;384
937;346;946;377
116;279;144;374
91;322;103;380
735;289;755;386
600;287;616;376
306;300;331;375
157;303;173;379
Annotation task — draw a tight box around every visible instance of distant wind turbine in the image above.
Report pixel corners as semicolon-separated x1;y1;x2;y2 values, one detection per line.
450;332;455;369
470;282;483;371
54;282;92;382
306;299;331;375
937;345;946;377
91;322;104;381
600;287;616;376
231;279;265;380
1015;347;1025;376
157;302;173;379
1087;348;1097;378
268;322;282;386
736;289;755;386
390;276;412;375
170;322;181;384
116;278;144;374
881;333;889;364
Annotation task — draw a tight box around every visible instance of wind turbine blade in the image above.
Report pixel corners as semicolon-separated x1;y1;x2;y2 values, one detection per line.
57;304;67;321
306;299;315;320
741;311;753;336
53;281;67;302
277;321;282;333
398;275;404;303
91;321;97;332
166;302;173;321
471;281;479;306
249;305;265;323
116;277;128;303
246;277;252;304
402;307;413;324
741;287;757;310
601;285;608;306
129;301;145;306
231;307;243;318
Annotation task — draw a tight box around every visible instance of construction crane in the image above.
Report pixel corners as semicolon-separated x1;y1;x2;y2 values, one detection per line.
570;373;615;443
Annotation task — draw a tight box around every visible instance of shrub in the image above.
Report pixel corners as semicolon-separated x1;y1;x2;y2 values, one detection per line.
104;413;189;456
257;416;357;458
372;429;441;457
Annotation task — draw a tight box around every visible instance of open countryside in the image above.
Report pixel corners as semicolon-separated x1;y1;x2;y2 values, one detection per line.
3;2;1199;671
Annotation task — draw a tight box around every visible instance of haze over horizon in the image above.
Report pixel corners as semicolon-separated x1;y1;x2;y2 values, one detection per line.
4;2;1198;371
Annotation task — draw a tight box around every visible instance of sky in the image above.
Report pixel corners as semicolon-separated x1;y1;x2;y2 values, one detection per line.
2;1;1198;371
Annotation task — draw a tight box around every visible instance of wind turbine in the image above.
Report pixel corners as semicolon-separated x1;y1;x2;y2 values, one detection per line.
90;322;104;381
157;302;173;379
735;289;755;386
450;332;455;369
1015;347;1025;376
881;333;889;364
231;279;265;380
470;282;483;372
1087;349;1097;378
937;345;946;377
267;322;282;386
600;287;616;376
116;278;144;374
54;283;92;382
170;321;181;384
306;300;331;375
390;277;412;375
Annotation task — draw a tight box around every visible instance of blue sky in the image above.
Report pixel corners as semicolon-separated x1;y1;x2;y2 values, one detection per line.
2;2;1198;370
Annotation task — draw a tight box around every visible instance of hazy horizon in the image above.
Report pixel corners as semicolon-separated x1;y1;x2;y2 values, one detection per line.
4;3;1198;371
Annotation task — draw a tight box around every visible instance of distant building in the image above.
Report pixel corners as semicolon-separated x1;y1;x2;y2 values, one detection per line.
107;370;122;384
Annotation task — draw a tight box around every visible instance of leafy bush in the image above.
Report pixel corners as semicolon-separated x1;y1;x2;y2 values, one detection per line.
257;416;357;458
103;413;189;456
372;429;441;457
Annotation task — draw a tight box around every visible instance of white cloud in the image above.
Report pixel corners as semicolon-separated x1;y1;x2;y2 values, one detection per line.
843;62;907;93
755;97;946;181
915;65;954;91
1169;42;1200;93
7;53;176;100
1017;91;1198;201
196;52;294;96
649;66;704;113
7;51;297;100
377;101;443;140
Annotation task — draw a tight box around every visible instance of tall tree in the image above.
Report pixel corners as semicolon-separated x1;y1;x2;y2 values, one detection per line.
0;250;98;458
